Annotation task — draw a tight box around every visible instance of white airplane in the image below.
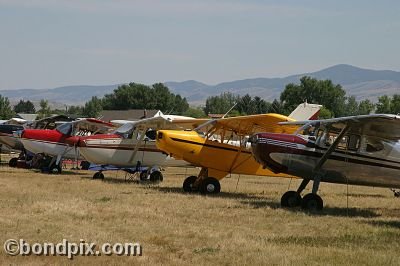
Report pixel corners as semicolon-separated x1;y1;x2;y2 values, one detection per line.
250;114;400;211
77;114;201;181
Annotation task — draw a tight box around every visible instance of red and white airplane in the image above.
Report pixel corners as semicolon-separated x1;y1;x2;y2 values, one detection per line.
250;114;400;211
1;115;78;166
19;118;115;173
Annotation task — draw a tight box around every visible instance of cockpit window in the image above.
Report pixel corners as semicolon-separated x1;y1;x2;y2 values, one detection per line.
114;123;134;134
336;135;360;151
56;122;73;136
365;137;385;153
297;123;319;136
317;129;360;151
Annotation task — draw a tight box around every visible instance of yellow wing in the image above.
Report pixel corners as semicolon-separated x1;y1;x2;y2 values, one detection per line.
172;118;210;129
212;113;299;135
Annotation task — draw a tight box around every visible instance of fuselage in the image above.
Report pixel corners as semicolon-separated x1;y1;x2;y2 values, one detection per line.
156;130;292;180
20;129;82;159
78;133;189;168
251;132;400;188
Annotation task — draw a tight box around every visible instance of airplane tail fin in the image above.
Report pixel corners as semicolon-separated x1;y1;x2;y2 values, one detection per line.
288;102;322;121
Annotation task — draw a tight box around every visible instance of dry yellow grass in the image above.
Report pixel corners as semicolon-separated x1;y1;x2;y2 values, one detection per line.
0;154;399;265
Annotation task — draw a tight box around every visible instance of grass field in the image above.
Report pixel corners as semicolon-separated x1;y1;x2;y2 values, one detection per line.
0;154;399;265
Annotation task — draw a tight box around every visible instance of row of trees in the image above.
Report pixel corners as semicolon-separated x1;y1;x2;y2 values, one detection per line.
204;76;398;118
0;83;190;120
82;82;190;117
0;77;399;120
0;97;58;120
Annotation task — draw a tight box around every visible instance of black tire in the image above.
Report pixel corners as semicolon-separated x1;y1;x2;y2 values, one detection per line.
149;171;163;183
200;177;221;195
301;193;323;211
183;176;198;192
93;172;104;180
281;191;302;208
49;164;62;174
8;158;18;168
140;172;148;181
80;161;90;170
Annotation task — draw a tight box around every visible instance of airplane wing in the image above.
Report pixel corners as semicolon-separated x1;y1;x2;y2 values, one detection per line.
172;118;210;129
115;116;209;132
280;114;400;139
199;113;298;136
72;118;116;134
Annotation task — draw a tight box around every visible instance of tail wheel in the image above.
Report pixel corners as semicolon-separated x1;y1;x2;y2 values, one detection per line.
149;171;163;183
8;158;18;167
93;172;104;180
200;177;221;195
301;193;323;211
281;191;302;207
183;176;198;192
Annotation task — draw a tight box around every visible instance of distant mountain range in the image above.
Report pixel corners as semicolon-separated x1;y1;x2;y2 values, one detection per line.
1;64;399;107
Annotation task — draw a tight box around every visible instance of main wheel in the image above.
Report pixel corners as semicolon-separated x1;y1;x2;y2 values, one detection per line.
183;176;198;192
93;172;104;180
49;164;62;174
8;158;18;167
140;172;148;181
301;193;323;211
281;191;302;207
149;171;163;183
80;161;90;170
200;177;221;195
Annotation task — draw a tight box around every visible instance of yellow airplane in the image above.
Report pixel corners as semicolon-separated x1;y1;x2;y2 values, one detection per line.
156;103;321;194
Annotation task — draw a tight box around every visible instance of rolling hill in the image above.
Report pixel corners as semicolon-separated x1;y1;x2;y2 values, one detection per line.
1;64;399;106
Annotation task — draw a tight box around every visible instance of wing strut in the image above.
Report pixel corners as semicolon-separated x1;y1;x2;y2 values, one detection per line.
128;127;148;164
311;124;350;194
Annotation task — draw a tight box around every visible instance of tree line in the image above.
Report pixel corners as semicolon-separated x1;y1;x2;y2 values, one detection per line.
204;76;399;118
0;83;190;120
0;77;399;120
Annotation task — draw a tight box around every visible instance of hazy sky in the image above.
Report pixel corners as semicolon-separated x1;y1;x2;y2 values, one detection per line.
1;0;399;89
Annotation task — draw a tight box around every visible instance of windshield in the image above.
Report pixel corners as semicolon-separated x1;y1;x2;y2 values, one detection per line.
114;123;135;134
56;122;73;136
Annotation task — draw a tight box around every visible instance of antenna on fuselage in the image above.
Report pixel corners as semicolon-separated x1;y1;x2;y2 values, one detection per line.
222;102;238;119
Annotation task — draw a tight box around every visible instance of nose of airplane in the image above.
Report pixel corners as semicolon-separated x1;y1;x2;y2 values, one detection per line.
156;130;195;160
249;133;267;164
155;130;172;154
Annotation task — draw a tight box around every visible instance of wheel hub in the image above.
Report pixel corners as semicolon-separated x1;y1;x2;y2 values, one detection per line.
206;184;215;192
